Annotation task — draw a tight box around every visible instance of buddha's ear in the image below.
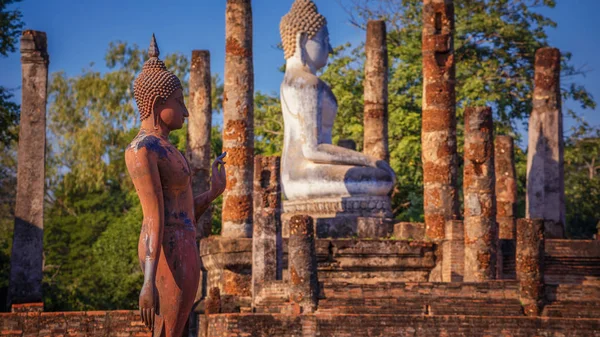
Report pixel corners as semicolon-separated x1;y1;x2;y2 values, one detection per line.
151;96;163;130
296;32;309;65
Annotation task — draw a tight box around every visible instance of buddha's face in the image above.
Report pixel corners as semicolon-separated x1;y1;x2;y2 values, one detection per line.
157;88;188;130
305;25;333;70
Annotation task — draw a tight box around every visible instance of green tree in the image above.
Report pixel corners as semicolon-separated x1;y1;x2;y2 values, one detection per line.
0;0;24;312
563;115;600;238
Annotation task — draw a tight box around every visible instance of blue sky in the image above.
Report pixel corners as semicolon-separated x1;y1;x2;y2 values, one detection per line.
1;0;599;147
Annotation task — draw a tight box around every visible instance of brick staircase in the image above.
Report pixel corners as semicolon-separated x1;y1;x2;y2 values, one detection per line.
543;281;600;318
317;281;524;317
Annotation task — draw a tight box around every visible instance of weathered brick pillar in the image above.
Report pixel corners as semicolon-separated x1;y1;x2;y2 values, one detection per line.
9;30;49;306
363;20;389;162
187;50;213;239
442;220;464;282
222;0;254;238
495;136;517;240
495;135;517;279
422;0;459;239
288;215;318;313
516;218;545;316
463;106;497;282
526;47;565;238
252;156;282;306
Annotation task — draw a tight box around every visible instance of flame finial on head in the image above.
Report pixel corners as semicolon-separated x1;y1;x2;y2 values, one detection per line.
133;34;182;121
280;0;327;59
149;33;160;58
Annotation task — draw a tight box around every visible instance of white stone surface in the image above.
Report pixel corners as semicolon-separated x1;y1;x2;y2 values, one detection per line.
280;26;396;201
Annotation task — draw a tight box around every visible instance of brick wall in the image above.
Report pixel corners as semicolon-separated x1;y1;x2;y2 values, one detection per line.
0;311;150;336
545;239;600;284
205;313;600;337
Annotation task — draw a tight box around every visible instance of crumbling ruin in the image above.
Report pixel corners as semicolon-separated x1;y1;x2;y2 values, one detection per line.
2;0;600;336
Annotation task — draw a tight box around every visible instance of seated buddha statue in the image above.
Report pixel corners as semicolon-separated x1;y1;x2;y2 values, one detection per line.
279;0;396;202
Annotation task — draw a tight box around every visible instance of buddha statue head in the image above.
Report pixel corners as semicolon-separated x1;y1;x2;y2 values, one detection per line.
280;0;333;71
133;34;187;130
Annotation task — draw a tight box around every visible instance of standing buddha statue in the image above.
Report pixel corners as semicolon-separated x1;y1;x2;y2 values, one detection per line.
125;34;226;336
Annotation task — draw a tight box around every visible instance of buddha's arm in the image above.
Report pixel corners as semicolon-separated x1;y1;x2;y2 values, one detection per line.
297;85;376;167
194;191;212;222
194;156;226;223
126;148;163;324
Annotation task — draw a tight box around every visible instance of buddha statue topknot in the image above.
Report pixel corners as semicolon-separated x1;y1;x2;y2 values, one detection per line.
279;0;396;238
126;34;226;336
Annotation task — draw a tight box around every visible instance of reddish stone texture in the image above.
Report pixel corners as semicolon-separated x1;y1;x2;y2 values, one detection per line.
526;47;565;238
463;107;497;282
252;156;282;308
187;50;213;239
222;0;254;238
204;313;600;336
363;20;389;162
495;136;517;240
422;0;459;240
516;218;545;316
205;288;222;315
0;311;151;336
442;220;464;282
288;215;318;313
9;30;49;307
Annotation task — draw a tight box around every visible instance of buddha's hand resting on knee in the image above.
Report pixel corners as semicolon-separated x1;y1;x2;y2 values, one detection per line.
375;160;397;186
139;282;156;330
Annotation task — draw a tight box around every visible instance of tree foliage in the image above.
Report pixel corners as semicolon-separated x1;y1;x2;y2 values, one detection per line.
564;114;600;238
0;0;24;311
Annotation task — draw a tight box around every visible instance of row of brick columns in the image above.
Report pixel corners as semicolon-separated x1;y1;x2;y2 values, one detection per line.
6;0;564;319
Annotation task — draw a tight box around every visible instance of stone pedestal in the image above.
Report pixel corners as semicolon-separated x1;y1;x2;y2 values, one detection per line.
200;237;252;312
282;196;393;238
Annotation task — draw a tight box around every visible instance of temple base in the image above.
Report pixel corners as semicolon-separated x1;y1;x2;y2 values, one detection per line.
282;196;393;238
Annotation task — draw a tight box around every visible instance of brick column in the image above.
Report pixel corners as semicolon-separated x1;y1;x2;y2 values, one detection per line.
526;47;565;238
495;136;517;240
495;135;517;279
187;50;213;239
222;0;254;238
288;215;318;313
442;220;464;282
363;20;389;162
9;31;49;306
463;106;497;282
516;218;545;316
252;156;282;306
422;0;459;239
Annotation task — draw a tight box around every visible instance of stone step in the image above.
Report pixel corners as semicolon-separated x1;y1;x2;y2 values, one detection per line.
546;284;600;302
429;299;523;316
543;302;600;318
321;281;520;301
319;297;523;317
